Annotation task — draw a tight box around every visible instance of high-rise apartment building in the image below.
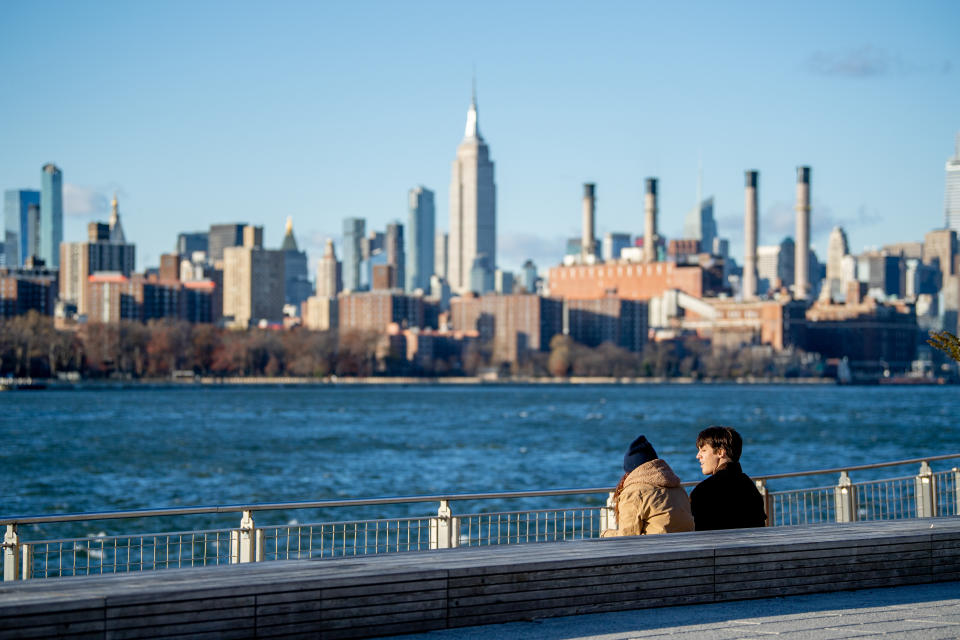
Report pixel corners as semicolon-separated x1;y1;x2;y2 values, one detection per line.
342;217;365;292
3;189;40;267
208;223;246;263
40;164;63;268
407;186;435;292
448;91;496;293
924;228;958;277
59;201;136;315
386;221;405;290
222;231;284;328
316;238;341;299
946;132;960;233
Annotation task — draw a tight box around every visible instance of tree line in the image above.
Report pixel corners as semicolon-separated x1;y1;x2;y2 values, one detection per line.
0;312;824;380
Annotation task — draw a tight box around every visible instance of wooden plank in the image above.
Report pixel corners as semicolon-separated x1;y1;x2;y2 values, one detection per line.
448;556;713;587
448;565;714;598
318;607;447;631
718;558;932;584
320;588;448;611
105;594;254;618
0;619;105;640
105;604;255;631
0;597;105;619
449;582;717;618
715;548;929;574
319;578;448;600
716;566;932;595
0;607;105;631
321;599;447;621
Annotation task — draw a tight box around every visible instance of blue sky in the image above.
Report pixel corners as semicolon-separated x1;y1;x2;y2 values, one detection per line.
1;1;958;275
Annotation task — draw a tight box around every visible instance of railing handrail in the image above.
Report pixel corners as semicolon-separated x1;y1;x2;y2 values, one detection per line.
3;452;958;527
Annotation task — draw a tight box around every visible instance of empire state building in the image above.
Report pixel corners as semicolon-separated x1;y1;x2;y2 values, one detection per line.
448;90;496;294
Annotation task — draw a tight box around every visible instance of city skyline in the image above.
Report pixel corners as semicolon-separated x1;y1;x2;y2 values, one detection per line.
1;2;958;275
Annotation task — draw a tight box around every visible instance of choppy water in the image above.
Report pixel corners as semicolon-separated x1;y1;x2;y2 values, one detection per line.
2;384;958;538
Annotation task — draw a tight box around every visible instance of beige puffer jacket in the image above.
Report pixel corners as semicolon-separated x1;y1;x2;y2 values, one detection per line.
601;458;694;537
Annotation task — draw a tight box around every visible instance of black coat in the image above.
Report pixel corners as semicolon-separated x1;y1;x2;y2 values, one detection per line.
690;461;766;531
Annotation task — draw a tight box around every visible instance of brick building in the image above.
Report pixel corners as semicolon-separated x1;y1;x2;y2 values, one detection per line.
803;297;918;373
338;291;427;332
547;261;719;301
564;297;647;352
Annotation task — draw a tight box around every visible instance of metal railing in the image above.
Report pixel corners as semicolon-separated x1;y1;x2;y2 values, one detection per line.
3;454;959;581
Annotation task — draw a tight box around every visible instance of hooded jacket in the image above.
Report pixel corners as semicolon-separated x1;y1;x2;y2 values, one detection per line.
601;458;695;537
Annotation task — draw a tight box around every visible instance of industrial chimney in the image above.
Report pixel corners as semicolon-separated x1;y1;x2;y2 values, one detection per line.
581;183;596;264
794;166;811;300
743;170;759;300
644;178;658;263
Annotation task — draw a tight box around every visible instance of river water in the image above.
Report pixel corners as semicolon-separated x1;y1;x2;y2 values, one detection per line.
2;383;958;537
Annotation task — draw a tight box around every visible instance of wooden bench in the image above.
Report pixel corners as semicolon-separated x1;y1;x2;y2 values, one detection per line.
1;517;958;639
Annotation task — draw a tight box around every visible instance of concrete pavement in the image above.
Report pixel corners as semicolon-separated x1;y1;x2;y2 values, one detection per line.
384;581;960;639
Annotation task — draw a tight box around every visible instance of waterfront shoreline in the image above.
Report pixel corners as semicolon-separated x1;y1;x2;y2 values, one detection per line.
2;375;843;390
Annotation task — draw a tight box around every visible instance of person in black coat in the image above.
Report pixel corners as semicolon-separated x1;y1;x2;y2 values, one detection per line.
690;425;766;531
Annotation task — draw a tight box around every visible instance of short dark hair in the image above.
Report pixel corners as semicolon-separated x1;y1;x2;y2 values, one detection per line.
696;426;743;462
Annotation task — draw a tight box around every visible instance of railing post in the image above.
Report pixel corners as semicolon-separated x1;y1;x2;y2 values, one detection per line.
755;479;774;527
21;544;32;580
430;500;457;549
600;491;616;533
834;471;856;523
230;511;257;563
915;461;936;518
954;467;960;516
255;529;265;562
3;525;20;581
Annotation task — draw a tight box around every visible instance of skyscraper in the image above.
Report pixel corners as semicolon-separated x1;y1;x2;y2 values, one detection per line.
946;132;960;233
223;228;284;327
435;231;448;280
208;223;246;263
108;195;126;244
281;217;311;310
40;164;63;268
316;238;341;298
386;221;405;290
448;89;496;294
407;186;435;292
177;232;209;257
682;197;717;252
826;226;850;301
3;189;40;267
342;217;365;292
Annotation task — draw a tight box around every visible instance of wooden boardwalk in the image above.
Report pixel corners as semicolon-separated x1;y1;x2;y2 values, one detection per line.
1;518;958;639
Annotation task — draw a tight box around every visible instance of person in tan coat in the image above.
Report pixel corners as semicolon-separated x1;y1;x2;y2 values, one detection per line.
601;435;695;537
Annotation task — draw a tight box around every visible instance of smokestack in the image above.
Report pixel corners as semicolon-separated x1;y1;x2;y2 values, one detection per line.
644;178;658;263
581;183;596;263
794;166;811;300
743;170;759;300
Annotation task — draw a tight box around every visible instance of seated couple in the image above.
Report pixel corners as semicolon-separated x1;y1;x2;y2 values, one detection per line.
601;426;766;537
